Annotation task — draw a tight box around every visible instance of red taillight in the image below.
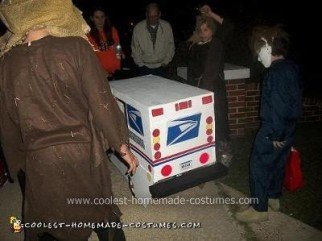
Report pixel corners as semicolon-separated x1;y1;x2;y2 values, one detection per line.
152;129;160;137
154;143;161;151
202;95;213;105
175;100;192;111
206;129;213;135
161;165;172;177
152;129;161;160
152;108;164;117
206;116;214;140
200;153;210;164
154;151;161;159
148;165;152;172
206;116;213;124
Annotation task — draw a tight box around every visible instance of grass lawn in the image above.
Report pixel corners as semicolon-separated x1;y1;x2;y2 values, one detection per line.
221;122;322;230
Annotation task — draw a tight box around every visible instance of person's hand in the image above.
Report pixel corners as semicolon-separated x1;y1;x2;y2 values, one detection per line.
273;140;286;149
120;144;139;175
199;5;212;16
199;4;223;24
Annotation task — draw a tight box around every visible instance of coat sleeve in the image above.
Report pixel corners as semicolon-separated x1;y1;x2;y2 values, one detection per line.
201;39;224;91
0;92;25;177
131;25;144;67
268;71;288;140
269;67;302;140
218;18;234;47
78;39;129;152
186;44;195;86
162;23;175;66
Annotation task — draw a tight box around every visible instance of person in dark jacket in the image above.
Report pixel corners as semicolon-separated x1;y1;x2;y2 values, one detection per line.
187;15;231;165
236;25;302;223
198;4;234;60
188;4;234;60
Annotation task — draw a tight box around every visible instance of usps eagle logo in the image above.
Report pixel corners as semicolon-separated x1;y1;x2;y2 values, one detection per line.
127;105;144;136
167;114;201;146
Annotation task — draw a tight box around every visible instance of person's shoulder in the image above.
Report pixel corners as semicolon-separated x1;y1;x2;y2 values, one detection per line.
134;20;146;30
160;19;172;28
271;59;297;73
55;36;90;46
111;26;119;37
44;36;91;51
211;37;223;45
0;52;10;66
210;37;223;49
0;44;26;64
268;59;299;83
132;20;146;35
53;37;95;57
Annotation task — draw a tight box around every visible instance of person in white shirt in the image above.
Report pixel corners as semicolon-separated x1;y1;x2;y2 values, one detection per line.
131;2;175;77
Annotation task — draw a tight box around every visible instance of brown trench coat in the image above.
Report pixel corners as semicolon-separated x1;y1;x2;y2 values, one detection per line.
0;36;129;241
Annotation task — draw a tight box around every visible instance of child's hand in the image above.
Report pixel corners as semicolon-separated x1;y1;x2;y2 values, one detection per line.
200;5;212;15
120;144;139;174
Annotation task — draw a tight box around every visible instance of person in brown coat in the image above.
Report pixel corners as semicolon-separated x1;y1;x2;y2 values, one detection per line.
0;0;138;240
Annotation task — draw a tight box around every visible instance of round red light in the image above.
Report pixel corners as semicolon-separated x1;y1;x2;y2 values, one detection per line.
153;129;160;137
206;116;213;124
154;143;161;150
207;136;213;143
200;153;210;164
161;165;172;177
206;129;213;135
154;151;161;159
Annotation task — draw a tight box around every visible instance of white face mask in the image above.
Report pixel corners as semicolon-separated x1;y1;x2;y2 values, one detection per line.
258;44;272;68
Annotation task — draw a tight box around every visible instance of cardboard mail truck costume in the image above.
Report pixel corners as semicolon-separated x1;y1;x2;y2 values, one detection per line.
109;75;228;199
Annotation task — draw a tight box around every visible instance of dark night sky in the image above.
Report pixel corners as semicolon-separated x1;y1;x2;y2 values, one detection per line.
73;0;320;96
74;0;315;61
74;0;312;28
0;0;319;96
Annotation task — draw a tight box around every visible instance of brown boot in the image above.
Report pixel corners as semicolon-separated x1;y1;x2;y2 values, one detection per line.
268;198;280;211
198;183;206;189
235;206;268;223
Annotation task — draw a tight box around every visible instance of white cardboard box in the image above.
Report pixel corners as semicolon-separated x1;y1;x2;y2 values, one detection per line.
109;75;227;200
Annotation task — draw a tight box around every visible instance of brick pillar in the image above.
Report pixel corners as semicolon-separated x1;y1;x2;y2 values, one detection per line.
301;98;322;122
226;81;322;137
245;83;261;130
226;79;247;136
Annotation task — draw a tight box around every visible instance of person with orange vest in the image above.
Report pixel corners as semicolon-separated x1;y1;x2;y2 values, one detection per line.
87;6;123;79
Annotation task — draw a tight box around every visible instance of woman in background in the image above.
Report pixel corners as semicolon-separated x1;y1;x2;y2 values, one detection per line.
187;15;232;166
88;7;122;79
